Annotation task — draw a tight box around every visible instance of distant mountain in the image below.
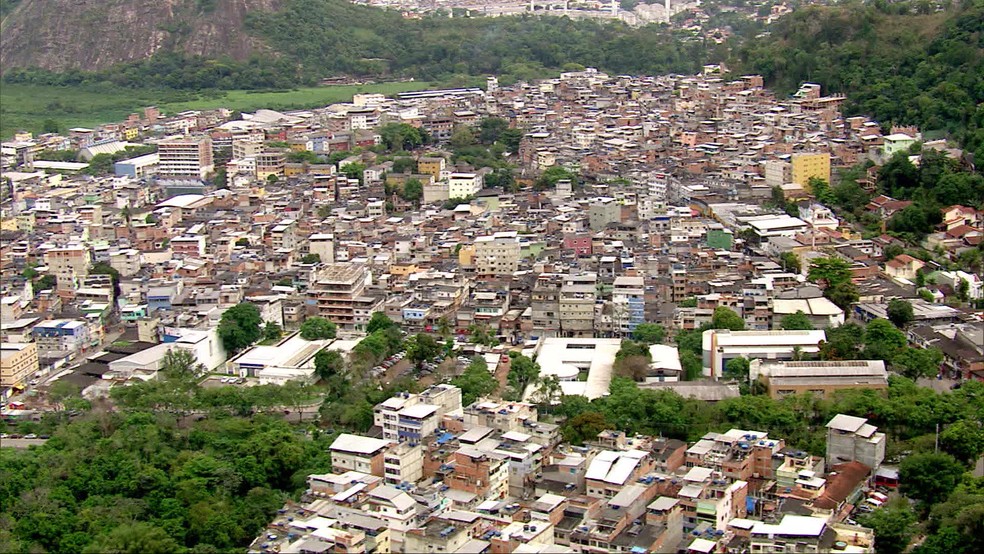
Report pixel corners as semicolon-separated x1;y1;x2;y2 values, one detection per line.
0;0;282;72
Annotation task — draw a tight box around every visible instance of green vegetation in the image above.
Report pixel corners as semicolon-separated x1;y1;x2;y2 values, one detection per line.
737;0;984;157
452;357;499;406
504;353;540;401
0;81;432;139
217;303;263;354
299;316;337;341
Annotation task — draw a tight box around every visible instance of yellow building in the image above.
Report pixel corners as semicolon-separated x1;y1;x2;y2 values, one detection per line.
1;342;39;389
791;153;831;192
389;263;419;277
417;157;446;180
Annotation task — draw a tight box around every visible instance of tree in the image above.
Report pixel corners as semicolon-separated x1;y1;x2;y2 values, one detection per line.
36;274;56;292
887;299;915;328
379;123;423;151
406;334;441;369
235;238;250;247
808;256;853;289
41;118;60;134
449;125;477;150
89;261;121;298
401;178;423;206
300;253;321;264
263;322;282;342
632;323;666;344
535;165;577;190
891;347;943;380
452;357;498;405
825;280;860;311
864;318;908;360
859;500;916;554
819;323;865;360
724;357;750;382
83;522;182;554
314;349;345;381
366;312;396;334
213;168;228;189
506;354;540;400
680;351;703;381
478;117;509;144
562;411;609;445
160;348;205;379
899;452;967;506
711;306;745;331
266;174;279;185
217;303;263;354
940;420;984;464
780;251;801;273
467;323;498;347
299;317;337;340
780;310;814;330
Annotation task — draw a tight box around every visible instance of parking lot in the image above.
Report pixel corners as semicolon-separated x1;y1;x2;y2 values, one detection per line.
200;375;252;388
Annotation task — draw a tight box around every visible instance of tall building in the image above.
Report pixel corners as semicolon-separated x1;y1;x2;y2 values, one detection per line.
448;172;482;199
612;276;646;335
791;152;831;191
474;231;521;276
560;273;597;337
826;414;886;469
157;135;213;179
306;262;382;329
43;245;91;290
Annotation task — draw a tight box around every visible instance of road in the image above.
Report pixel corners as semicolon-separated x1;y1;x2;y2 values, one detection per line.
1;438;49;449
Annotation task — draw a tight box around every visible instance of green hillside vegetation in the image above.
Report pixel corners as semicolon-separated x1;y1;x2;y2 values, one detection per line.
737;0;984;158
0;81;431;138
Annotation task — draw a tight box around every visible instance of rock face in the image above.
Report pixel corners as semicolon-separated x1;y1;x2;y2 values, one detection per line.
0;0;281;72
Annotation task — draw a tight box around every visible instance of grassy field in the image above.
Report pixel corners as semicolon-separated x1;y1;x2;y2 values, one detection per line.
0;81;433;139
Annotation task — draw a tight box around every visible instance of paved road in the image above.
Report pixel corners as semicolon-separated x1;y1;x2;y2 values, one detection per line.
1;438;48;449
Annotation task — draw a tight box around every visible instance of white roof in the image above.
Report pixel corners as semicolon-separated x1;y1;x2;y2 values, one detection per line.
826;414;868;433
689;538;717;553
329;433;391;455
751;515;826;537
157;194;205;208
399;403;438;419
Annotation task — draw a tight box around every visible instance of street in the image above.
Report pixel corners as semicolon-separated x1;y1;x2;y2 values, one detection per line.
1;438;49;449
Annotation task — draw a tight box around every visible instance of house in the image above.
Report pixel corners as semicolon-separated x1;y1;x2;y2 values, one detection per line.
329;433;393;477
884;254;924;282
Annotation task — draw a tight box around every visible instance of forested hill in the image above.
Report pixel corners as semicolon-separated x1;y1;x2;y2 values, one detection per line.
736;0;984;156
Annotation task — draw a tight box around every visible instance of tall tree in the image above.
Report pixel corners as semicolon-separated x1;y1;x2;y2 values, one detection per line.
632;323;666;344
711;306;745;331
808;256;853;289
899;452;967;506
299;317;337;340
451;357;498;405
217;303;263;354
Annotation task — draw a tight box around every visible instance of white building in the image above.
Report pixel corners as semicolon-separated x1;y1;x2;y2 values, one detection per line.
826;414;885;469
448;173;482;199
474;231;521;276
701;329;827;380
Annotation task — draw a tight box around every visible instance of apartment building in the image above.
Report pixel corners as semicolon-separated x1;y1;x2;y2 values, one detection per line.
560;273;597;337
790;152;831;191
308;233;335;263
329;433;392;477
306;262;382;329
612;276;645;335
43;245;91;290
1;342;39;390
373;385;463;444
31;319;91;358
269;220;297;251
685;429;784;482
157;135;213;179
255;148;287;180
446;447;509;501
448;172;482;199
531;273;563;337
474;231;521;276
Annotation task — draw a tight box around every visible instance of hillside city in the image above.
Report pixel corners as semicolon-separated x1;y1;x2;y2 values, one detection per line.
1;64;983;554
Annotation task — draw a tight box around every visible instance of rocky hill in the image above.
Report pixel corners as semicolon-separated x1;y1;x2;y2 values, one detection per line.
0;0;281;72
